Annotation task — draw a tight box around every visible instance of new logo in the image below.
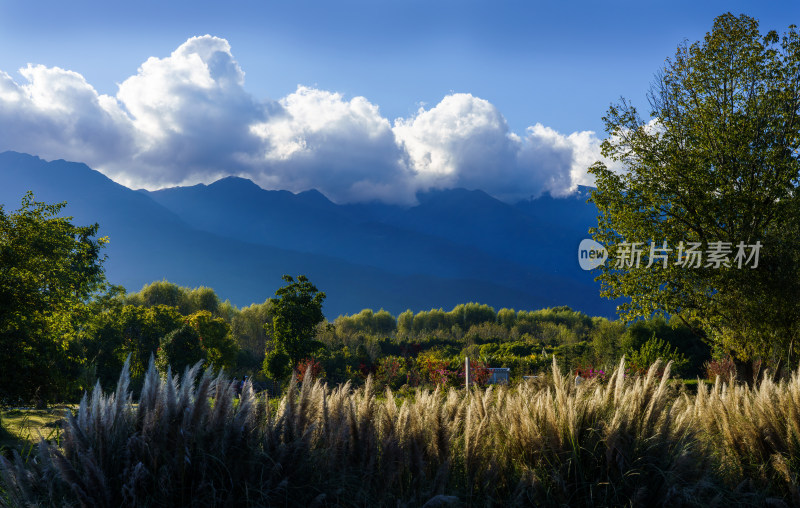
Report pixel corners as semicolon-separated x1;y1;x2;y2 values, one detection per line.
578;239;607;270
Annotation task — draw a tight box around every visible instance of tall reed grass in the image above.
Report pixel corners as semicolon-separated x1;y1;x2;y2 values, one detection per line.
2;357;797;506
687;370;800;505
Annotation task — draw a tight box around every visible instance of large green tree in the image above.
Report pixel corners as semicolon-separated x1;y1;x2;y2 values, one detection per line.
231;300;273;373
262;275;325;381
155;324;206;375
82;303;184;388
589;13;800;372
0;192;107;402
186;310;238;372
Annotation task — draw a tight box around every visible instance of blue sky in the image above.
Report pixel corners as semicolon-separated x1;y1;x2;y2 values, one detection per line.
0;1;797;203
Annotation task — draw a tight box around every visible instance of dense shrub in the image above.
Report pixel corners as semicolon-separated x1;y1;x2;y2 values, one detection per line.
295;357;324;382
155;323;206;374
704;355;737;382
628;334;690;377
622;316;709;378
375;355;407;391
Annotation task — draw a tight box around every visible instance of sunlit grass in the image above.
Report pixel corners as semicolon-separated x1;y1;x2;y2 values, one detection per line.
0;405;73;452
2;359;799;506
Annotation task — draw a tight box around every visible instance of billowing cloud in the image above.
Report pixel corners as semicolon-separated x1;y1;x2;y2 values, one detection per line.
249;86;413;204
393;94;517;189
394;94;604;201
0;65;134;167
0;35;608;203
115;36;271;187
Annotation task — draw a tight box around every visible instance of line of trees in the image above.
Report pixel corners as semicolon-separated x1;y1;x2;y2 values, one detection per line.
0;190;763;404
0;187;711;404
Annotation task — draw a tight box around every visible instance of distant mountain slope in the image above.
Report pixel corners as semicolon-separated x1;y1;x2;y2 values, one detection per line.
0;151;616;317
147;177;611;310
342;187;597;278
146;179;593;298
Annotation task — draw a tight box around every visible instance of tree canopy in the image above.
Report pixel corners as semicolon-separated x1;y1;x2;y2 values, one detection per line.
589;13;800;369
0;192;107;402
262;275;326;380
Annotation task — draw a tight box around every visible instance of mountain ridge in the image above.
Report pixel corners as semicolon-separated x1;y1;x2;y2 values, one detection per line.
0;151;616;318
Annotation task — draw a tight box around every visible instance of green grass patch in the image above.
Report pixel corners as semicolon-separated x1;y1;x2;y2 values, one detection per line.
680;378;713;392
0;406;74;454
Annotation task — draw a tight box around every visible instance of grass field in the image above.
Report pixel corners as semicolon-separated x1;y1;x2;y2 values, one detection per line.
1;361;798;506
0;406;73;454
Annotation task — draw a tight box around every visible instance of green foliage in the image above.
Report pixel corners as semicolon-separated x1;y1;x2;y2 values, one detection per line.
263;348;291;381
126;280;184;310
0;192;107;403
589;318;626;366
395;303;497;339
314;346;355;384
311;304;666;385
551;341;592;374
476;341;545;378
83;303;184;389
77;284;705;395
464;322;508;343
628;334;689;377
230;300;272;373
263;275;326;381
589;13;800;368
536;321;578;347
126;281;235;320
186;286;221;316
396;309;414;337
76;286;127;389
621;315;709;378
89;283;244;386
186;310;238;372
335;308;396;337
496;307;516;329
375;355;407;391
449;302;496;330
518;305;594;329
480;341;535;358
155;323;206;374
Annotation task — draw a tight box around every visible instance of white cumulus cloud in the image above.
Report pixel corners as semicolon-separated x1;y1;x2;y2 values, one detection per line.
394;94;602;201
115;35;271;188
0;65;134;168
393;94;517;189
249;86;413;204
0;35;608;204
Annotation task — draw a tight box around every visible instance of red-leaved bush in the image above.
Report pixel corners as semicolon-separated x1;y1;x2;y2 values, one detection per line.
704;356;736;382
296;357;324;382
461;359;491;386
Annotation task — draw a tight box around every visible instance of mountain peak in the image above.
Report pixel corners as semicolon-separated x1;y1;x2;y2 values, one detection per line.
208;176;263;191
0;150;43;163
296;188;334;206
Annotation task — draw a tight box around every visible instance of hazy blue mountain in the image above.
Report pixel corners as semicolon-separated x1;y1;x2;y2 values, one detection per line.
0;151;616;318
512;186;598;237
147;180;589;295
342;187;597;279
